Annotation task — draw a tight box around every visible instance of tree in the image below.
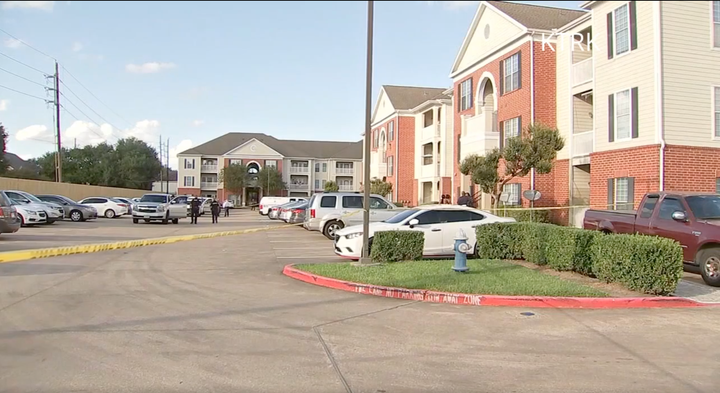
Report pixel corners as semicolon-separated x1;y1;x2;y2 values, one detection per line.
460;122;564;208
0;123;8;175
3;166;50;181
110;138;163;189
256;166;286;195
220;163;248;205
370;177;393;198
324;180;339;192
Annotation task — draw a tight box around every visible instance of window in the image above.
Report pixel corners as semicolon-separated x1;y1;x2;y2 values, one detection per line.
414;210;441;225
456;134;462;164
387;156;394;177
503;117;521;145
686;195;720;220
183;176;195;187
614;89;631;140
342;195;363;209
717;178;720;193
315;163;320;172
437;210;485;223
459;78;472;111
184;158;195;169
230;159;242;165
658;198;685;220
639;195;659;218
322;163;327;172
314;180;320;189
321;179;327;188
502;183;521;206
715;87;720;138
613;4;630;55
502;53;520;94
320;196;337;208
373;130;379;148
608;177;634;210
265;160;277;168
389;121;395;141
714;1;720;48
369;197;389;210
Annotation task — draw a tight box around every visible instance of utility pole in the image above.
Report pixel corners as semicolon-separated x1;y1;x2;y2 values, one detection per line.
74;138;77;149
53;61;62;182
159;135;164;192
165;138;170;194
360;0;374;264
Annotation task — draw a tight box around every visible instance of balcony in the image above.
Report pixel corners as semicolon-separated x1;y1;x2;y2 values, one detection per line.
572;131;594;157
459;114;500;161
338;184;353;191
201;164;218;172
289;166;309;174
200;181;218;189
287;183;309;190
420;164;436;179
336;167;354;175
572;58;593;87
421;123;441;140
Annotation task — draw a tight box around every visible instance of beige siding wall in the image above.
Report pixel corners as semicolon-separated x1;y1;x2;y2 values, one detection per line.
592;0;657;152
0;177;148;200
661;1;720;147
573;95;594;132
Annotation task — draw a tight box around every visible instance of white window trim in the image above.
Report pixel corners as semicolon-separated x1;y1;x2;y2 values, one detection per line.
613;178;630;209
502;183;521;206
614;88;633;142
713;86;720;140
388;121;395;141
503;53;520;93
712;1;720;50
612;3;632;59
503;117;521;144
460;79;472;111
183;176;195;187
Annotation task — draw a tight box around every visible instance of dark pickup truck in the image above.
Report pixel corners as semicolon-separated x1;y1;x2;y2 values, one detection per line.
584;192;720;287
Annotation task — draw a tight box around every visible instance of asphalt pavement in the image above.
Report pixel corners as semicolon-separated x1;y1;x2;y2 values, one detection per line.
0;210;719;392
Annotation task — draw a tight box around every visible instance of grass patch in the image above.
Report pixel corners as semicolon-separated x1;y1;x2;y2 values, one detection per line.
296;259;609;297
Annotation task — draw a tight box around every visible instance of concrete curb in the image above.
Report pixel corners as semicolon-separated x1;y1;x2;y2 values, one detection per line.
283;264;717;309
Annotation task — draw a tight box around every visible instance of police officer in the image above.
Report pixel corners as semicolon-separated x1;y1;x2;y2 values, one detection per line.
190;197;201;224
210;198;221;224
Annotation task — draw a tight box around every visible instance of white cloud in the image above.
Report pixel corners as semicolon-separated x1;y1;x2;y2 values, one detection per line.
168;139;193;170
425;1;478;9
3;38;22;49
125;62;177;74
14;119;161;148
2;1;55;11
15;124;50;141
0;99;7;111
71;41;83;52
191;120;204;127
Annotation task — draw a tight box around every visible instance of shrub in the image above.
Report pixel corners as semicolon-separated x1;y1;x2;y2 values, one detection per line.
544;227;602;275
591;234;684;295
494;206;552;223
475;222;520;260
371;230;424;263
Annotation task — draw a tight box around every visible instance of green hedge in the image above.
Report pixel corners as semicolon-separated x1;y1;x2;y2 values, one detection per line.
475;223;684;295
371;230;424;263
490;207;552;223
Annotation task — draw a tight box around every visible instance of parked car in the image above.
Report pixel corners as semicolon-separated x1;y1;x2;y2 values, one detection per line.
279;201;307;222
78;197;128;218
303;192;406;239
5;190;64;224
113;197;134;215
0;190;48;226
259;197;306;215
334;205;516;260
0;192;21;235
287;202;308;224
36;194;99;222
131;193;187;224
269;201;298;220
584;191;720;287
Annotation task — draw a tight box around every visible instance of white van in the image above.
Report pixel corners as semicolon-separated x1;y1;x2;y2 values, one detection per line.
258;196;306;215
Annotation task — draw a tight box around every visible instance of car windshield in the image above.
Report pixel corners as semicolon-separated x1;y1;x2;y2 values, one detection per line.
139;195;168;203
111;198;126;204
20;192;43;203
686;195;720;220
383;209;419;224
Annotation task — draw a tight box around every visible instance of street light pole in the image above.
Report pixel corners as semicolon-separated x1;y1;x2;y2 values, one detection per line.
360;0;374;264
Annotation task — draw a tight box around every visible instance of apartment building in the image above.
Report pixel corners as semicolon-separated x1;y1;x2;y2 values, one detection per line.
450;1;585;213
176;132;363;205
414;89;454;205
556;0;720;225
370;85;448;204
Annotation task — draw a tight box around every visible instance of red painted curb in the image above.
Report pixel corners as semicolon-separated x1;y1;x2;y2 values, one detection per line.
282;265;717;309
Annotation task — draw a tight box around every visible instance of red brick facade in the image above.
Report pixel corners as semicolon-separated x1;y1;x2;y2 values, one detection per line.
452;40;564;213
371;115;416;204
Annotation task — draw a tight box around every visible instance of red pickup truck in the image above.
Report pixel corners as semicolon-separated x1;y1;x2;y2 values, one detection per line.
584;192;720;287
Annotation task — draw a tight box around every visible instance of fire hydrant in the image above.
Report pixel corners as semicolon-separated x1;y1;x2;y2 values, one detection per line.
453;229;471;273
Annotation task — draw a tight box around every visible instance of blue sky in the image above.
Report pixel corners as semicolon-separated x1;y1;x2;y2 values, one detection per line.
0;1;582;168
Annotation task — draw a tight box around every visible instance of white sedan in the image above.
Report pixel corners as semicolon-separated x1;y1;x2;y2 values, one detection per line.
333;205;516;260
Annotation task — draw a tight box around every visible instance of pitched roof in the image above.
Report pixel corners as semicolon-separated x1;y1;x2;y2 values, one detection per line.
4;152;39;172
179;132;362;160
382;85;449;111
487;1;587;31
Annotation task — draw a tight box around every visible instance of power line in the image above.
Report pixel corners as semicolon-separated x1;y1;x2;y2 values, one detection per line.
59;81;128;138
60;98;113;141
0;27;56;61
0;84;51;102
0;66;50;88
0;52;49;75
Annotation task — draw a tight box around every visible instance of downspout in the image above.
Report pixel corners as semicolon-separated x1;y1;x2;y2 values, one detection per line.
654;1;666;191
529;33;536;192
394;116;399;202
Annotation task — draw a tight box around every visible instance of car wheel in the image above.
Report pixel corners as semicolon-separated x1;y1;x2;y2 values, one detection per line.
699;248;720;287
323;220;344;240
104;209;116;219
70;210;83;222
18;214;25;227
172;218;179;224
132;218;139;224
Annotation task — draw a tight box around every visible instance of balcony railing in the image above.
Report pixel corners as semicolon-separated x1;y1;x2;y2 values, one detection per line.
459;114;500;161
421;123;441;140
335;167;354;175
289;166;309;174
287;183;309;190
420;164;435;178
572;57;593;87
201;164;218;172
338;184;353;191
572;131;594;157
200;181;218;189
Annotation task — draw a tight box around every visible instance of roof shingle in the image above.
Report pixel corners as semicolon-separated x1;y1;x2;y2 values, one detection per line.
488;1;587;31
382;85;450;111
